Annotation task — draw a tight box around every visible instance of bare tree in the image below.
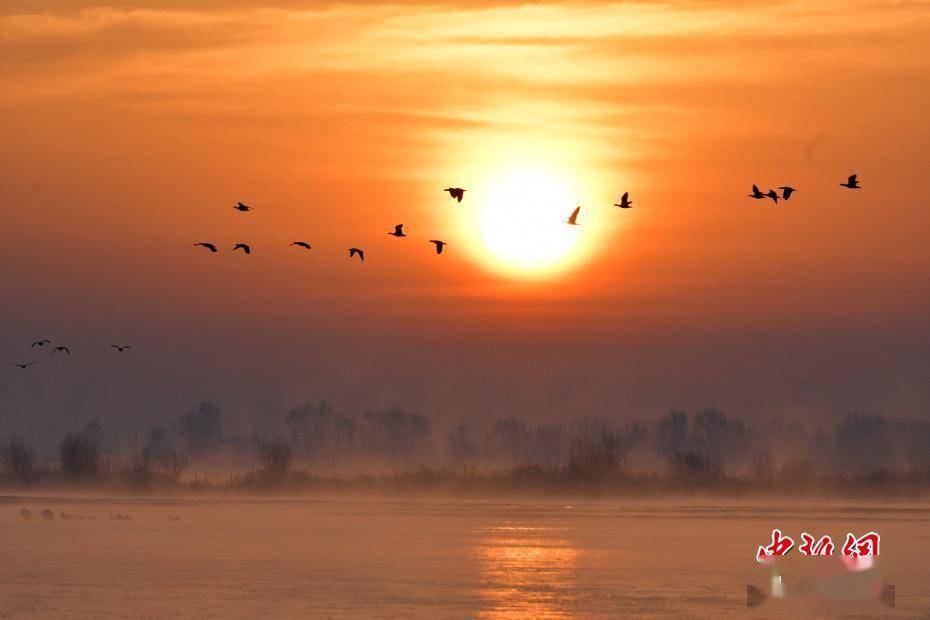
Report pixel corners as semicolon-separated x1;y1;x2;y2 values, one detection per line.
59;431;100;479
0;435;37;483
173;401;224;454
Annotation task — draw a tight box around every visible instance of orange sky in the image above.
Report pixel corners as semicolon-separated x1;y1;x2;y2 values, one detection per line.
1;1;929;438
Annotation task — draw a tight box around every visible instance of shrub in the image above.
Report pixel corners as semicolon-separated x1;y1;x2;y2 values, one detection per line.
566;419;624;481
257;436;292;480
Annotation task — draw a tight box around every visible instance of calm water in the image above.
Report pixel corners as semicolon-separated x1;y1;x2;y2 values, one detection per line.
1;495;928;618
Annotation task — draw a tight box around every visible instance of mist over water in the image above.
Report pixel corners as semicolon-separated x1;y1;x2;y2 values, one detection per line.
2;496;928;618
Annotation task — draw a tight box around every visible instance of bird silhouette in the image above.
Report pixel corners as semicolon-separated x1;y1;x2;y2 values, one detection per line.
349;247;365;262
387;224;406;238
779;186;796;200
429;240;447;254
194;242;218;253
111;345;132;352
31;339;50;348
291;241;312;250
566;205;581;225
232;243;251;254
234;201;252;212
840;174;861;189
749;185;766;200
765;189;779;204
444;187;466;203
12;362;35;369
614;192;633;209
53;346;70;355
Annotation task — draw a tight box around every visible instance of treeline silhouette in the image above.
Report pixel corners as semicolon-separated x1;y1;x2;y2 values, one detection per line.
2;401;930;495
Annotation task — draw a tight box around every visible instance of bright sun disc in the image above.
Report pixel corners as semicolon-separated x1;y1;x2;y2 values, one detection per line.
477;169;581;276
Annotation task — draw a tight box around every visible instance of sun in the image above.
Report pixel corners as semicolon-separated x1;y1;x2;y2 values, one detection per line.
473;168;584;278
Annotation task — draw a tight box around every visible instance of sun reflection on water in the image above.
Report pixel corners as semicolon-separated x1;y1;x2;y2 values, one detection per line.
474;524;580;619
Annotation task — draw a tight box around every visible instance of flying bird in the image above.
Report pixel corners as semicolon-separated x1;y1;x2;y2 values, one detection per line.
387;224;406;238
12;362;35;369
31;339;50;348
232;243;251;254
53;346;70;355
444;187;466;203
194;243;218;253
429;240;447;254
566;205;581;225
749;185;766;200
614;192;633;209
840;174;861;189
765;189;779;204
234;202;252;212
779;186;796;200
349;247;365;262
291;241;312;250
111;345;132;352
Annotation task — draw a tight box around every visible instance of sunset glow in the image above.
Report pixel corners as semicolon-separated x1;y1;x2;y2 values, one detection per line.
2;1;930;617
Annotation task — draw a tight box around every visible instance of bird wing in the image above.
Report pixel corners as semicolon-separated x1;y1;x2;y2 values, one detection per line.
244;245;251;254
569;206;580;222
849;174;858;184
394;224;404;234
622;192;628;202
752;184;760;194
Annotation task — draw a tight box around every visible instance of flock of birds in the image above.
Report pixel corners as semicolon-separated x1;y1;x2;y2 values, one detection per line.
12;339;131;370
19;508;182;521
194;191;469;261
748;174;860;204
11;174;861;370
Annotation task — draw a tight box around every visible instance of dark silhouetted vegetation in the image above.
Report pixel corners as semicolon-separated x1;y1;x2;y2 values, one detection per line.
3;401;930;497
0;435;37;483
256;435;292;481
172;401;223;454
58;429;101;479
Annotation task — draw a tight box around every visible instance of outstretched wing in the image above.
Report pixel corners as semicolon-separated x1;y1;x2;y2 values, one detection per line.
394;224;404;235
622;192;628;202
568;206;580;223
848;174;858;184
752;184;760;194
